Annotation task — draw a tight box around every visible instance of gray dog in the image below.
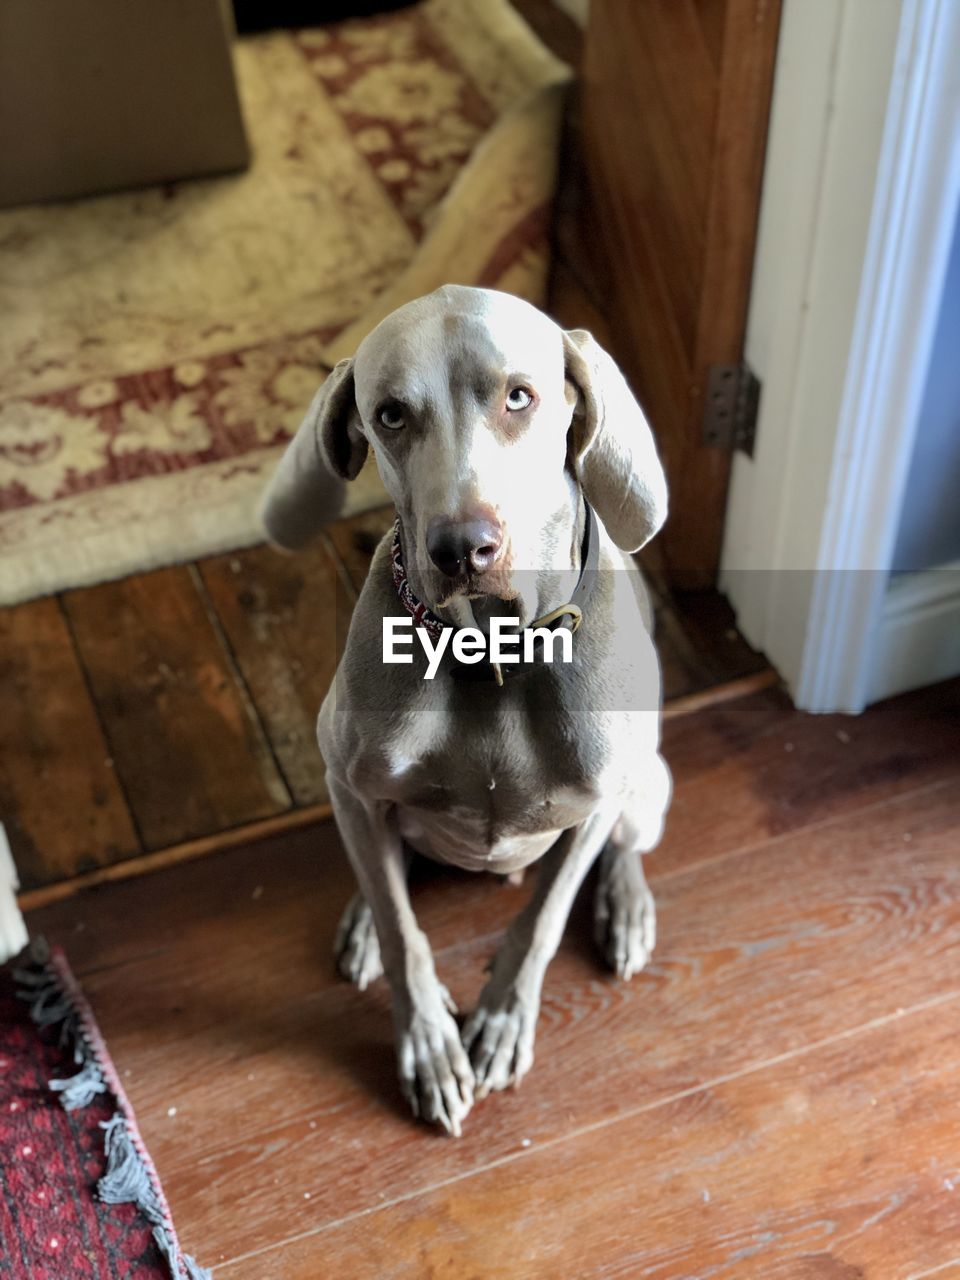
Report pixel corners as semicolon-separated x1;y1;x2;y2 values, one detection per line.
261;285;671;1135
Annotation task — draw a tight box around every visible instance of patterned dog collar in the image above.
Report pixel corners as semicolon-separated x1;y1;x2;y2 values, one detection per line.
389;503;599;661
390;521;447;641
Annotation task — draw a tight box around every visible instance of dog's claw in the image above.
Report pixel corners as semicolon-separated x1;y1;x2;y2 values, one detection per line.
462;978;538;1098
334;894;384;990
397;994;474;1136
594;850;656;981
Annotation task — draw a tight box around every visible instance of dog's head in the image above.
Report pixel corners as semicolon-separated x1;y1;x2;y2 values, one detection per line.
260;285;667;616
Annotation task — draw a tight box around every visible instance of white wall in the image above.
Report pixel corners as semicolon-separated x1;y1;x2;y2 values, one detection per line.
890;203;960;572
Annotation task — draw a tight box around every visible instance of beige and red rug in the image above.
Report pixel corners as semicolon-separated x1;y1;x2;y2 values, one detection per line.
0;0;570;605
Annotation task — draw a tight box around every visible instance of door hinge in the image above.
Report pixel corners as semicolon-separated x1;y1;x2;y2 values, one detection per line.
702;362;761;457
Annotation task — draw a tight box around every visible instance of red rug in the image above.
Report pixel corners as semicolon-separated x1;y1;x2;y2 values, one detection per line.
0;941;207;1279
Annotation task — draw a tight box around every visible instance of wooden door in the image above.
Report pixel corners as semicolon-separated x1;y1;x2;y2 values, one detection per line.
577;0;781;587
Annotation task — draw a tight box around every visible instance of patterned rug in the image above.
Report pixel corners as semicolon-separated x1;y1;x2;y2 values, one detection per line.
0;0;570;605
1;941;207;1278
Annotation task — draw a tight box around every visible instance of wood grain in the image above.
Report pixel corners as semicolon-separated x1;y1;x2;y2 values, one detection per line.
0;597;138;888
1;510;768;888
323;507;395;598
546;257;617;352
198;543;353;805
72;779;959;1265
27;679;960;1269
656;676;960;878
33;677;958;975
658;584;768;687
29;820;517;991
663;667;780;720
579;0;782;584
62;566;290;849
16;800;333;913
251;999;960;1279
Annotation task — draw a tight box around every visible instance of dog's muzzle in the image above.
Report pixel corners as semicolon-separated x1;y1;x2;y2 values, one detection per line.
425;515;504;579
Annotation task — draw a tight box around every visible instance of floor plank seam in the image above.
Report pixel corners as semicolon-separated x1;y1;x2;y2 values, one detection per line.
18;802;333;914
187;563;294;814
54;593;147;855
908;1255;960;1280
648;772;957;891
24;666;936;914
661;668;780;719
22;803;569;919
317;528;362;604
211;986;960;1271
157;947;960;1188
40;772;957;985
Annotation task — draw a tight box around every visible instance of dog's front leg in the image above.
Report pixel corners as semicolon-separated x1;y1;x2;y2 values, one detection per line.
334;845;414;991
327;774;474;1135
463;806;619;1098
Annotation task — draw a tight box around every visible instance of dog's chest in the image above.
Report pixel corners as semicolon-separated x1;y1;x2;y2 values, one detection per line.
393;771;597;873
382;714;606;872
397;757;596;830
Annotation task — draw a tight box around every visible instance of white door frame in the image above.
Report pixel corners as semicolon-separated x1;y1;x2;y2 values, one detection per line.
720;0;960;713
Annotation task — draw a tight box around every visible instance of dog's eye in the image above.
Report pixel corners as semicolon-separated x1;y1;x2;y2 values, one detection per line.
377;403;406;430
505;386;533;412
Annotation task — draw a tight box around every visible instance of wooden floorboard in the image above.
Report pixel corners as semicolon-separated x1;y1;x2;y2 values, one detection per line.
0;500;767;888
0;597;139;888
653;584;769;692
657;676;960;878
61;566;290;850
26;677;960;1276
323;506;396;597
198;542;353;806
262;999;960;1280
55;779;960;1264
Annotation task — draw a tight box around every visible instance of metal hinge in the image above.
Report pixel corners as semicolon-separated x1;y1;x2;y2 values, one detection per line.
702;362;761;457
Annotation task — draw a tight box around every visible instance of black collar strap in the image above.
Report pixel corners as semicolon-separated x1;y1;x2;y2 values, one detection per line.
390;501;600;686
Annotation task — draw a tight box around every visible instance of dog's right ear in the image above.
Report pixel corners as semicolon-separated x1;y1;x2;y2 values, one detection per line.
258;358;367;550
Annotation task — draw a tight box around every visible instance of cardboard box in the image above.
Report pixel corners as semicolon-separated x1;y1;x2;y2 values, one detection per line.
0;0;249;208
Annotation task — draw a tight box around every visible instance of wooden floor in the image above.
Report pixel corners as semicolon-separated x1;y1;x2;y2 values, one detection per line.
27;674;960;1278
0;503;766;895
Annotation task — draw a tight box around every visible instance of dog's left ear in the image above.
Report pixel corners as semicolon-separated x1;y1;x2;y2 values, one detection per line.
563;329;668;552
258;358;366;550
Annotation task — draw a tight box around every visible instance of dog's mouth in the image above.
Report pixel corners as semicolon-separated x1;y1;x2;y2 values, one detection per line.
433;572;519;611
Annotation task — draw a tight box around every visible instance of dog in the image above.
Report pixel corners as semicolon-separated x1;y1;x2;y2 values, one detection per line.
260;285;672;1135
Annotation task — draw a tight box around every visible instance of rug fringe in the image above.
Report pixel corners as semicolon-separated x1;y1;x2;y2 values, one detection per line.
101;1116;212;1280
15;938;211;1280
51;1056;108;1110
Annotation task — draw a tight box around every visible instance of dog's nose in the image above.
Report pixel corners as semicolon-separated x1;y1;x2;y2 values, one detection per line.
426;516;503;578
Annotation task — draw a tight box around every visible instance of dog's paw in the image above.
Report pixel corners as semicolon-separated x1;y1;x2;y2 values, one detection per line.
462;971;540;1099
593;848;656;981
334;894;383;990
397;993;474;1137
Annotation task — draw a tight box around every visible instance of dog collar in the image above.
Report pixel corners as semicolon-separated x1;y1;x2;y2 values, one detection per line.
390;527;447;641
390;501;600;685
